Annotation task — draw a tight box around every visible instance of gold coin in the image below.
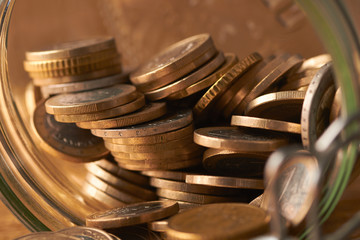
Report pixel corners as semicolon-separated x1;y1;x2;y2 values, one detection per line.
185;174;264;190
33;65;122;86
166;203;269;240
144;52;225;101
32;99;108;162
86;164;157;200
330;88;341;123
156;188;242;204
104;136;194;153
82;183;126;209
149;219;169;232
24;48;119;71
202;148;268;178
114;152;202;165
54;92;145;123
45;84;137;115
249;194;264;208
234;54;303;115
86;174;143;203
57;227;115;240
280;75;313;91
28;56;121;78
40;72;129;96
141;170;189;181
26;37;116;61
245;90;306;122
78;102;167;129
131;34;215;85
95;159;150;187
167;53;239;100
116;159;202;171
86;200;179;229
297;53;331;72
105;124;194;145
193;52;262;118
231;115;301;134
194;126;288;152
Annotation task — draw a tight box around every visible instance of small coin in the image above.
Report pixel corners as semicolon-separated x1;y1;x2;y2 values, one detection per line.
141;170;189;181
32;99;108;162
116;158;202;171
186;174;264;190
45;84;137;115
78;102;167;129
40;72;129;96
86;200;179;229
167;53;239;100
231;115;301;134
26;37;116;61
15;232;80;240
149;219;169;232
53;92;145;123
131;34;215;85
57;226;114;240
156;188;244;204
193;52;262;118
105;124;194;145
245;90;306;122
144;52;225;101
194;126;288;152
86;164;157;200
82;183;126;209
166;203;269;240
202;148;268;178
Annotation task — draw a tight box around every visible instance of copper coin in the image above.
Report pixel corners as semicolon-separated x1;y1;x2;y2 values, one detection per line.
167;53;239;100
45;84;137;114
280;75;313;91
186;174;264;190
15;232;80;240
329;87;341;123
116;159;202;171
82;183;126;209
149;219;169;232
245;90;306;122
57;227;114;240
194;126;288;152
54;92;145;123
231;115;301;134
193;52;262;118
86;200;179;229
141;171;189;181
32;99;108;162
249;194;264;208
131;34;215;85
144;52;225;100
166;203;269;240
26;37;116;61
114;153;202;165
40;72;129;96
78;102;166;129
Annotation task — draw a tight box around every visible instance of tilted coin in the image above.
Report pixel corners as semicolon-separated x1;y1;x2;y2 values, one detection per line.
301;63;336;151
25;37;116;61
54;92;145;123
131;34;215;85
78;102;167;129
57;226;114;240
194;126;288;152
89;107;193;137
86;200;179;229
144;52;225;101
106;124;194;145
297;54;331;72
82;183;126;209
167;53;239;100
280;75;313;91
186;174;264;190
45;84;137;115
330;87;341;123
231;115;301;134
202;148;268;178
14;232;80;240
193;52;262;118
40;72;129;96
245;90;306;122
32;99;108;162
166;203;269;240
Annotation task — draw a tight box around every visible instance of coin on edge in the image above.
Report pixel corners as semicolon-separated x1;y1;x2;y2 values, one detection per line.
86;200;179;229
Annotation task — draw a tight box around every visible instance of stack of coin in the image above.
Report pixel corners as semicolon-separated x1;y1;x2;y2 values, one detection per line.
90;109;204;171
130;34;239;104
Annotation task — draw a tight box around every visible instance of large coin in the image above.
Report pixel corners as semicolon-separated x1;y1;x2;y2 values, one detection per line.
86;200;179;229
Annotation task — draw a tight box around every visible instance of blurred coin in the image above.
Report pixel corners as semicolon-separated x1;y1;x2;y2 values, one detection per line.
54;92;145;123
116;158;202;171
297;54;331;72
78;102;166;129
141;170;189;181
167;53;239;100
106;225;162;240
280;75;312;91
145;52;225;100
249;194;264;208
149;219;169;232
45;84;137;115
86;200;179;229
186;174;264;190
194;126;288;152
231;115;301;134
57;226;114;240
330;88;341;123
15;232;80;240
166;203;269;240
82;183;126;208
